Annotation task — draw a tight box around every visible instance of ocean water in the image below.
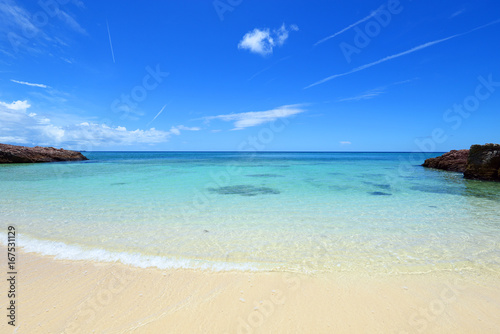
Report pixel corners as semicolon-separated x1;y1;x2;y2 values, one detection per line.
1;152;499;275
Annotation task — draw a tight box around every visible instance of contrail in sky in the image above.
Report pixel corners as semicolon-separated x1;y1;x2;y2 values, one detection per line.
314;6;383;46
306;19;500;89
148;104;167;126
106;20;115;63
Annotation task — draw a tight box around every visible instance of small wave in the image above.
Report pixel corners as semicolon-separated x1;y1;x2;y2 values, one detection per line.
0;233;260;272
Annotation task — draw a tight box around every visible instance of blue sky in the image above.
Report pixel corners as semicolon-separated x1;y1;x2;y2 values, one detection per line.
0;0;499;151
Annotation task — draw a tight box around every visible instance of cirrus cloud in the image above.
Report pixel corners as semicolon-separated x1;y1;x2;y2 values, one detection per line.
203;104;306;130
11;79;49;88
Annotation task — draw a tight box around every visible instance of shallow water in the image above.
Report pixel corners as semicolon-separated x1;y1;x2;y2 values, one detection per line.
1;152;499;274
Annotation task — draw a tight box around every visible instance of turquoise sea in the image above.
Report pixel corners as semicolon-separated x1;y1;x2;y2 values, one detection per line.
1;152;499;274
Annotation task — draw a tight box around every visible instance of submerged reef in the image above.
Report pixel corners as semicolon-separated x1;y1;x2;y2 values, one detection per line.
208;185;280;196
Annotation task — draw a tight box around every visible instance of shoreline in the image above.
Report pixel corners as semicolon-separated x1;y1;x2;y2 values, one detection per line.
6;233;499;275
1;247;499;333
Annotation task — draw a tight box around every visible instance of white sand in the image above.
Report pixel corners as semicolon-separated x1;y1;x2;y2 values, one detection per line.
1;247;499;333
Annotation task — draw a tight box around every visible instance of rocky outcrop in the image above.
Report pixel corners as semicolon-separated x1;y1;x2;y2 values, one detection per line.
464;144;500;181
422;149;469;173
0;143;88;163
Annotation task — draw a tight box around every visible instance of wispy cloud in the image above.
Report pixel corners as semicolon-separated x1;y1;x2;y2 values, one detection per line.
314;6;382;46
168;125;200;135
106;20;115;63
61;57;73;64
248;56;291;81
238;24;299;56
306;19;500;89
57;10;87;35
0;1;39;36
450;9;465;19
73;0;85;9
0;0;86;55
340;141;352;145
339;91;383;102
338;79;413;102
11;79;49;88
204;104;306;130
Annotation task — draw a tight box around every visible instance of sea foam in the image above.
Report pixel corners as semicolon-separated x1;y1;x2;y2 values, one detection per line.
0;233;260;272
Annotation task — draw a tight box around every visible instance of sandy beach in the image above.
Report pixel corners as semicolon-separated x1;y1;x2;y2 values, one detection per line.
1;247;499;334
1;0;500;332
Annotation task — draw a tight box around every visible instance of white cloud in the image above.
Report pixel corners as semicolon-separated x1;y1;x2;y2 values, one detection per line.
0;99;30;110
0;99;195;148
168;125;200;136
169;127;181;136
204;104;305;130
238;28;273;56
306;19;500;89
0;136;28;144
175;125;201;131
275;23;298;46
340;141;352;145
11;79;49;88
238;24;298;56
63;123;170;145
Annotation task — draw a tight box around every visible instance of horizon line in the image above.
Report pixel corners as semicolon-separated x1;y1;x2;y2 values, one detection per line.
77;150;449;153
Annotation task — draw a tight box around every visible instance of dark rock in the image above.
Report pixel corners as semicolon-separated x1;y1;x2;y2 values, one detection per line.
464;144;500;182
422;150;469;173
0;143;88;164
